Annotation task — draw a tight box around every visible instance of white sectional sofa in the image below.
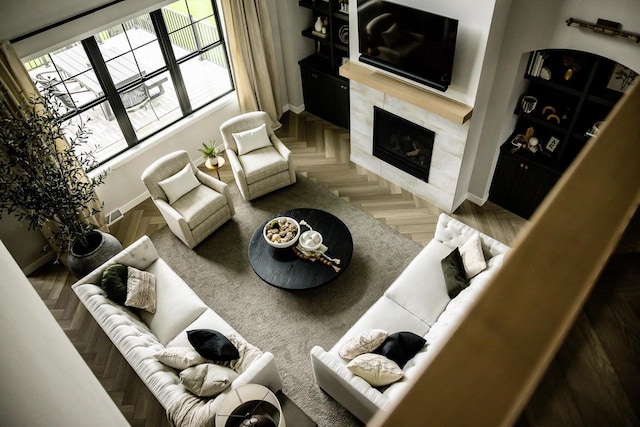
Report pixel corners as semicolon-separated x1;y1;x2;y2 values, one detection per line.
72;236;283;427
310;213;510;423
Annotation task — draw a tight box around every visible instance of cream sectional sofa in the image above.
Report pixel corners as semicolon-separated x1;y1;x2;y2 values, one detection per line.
72;236;283;427
310;213;510;423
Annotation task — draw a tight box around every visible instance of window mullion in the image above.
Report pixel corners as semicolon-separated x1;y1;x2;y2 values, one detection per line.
82;37;138;146
151;10;192;116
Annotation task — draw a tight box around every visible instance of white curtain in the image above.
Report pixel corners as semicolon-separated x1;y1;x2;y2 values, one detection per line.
221;0;283;127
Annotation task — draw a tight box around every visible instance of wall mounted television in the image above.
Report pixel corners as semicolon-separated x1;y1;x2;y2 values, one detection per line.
357;0;458;92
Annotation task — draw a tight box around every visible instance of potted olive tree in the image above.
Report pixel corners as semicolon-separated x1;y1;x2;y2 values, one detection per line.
0;89;120;277
198;140;223;168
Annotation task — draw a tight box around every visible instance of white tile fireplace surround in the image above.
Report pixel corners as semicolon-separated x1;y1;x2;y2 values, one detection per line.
349;80;470;212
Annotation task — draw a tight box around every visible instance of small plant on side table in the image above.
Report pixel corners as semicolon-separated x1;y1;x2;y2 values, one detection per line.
198;140;222;167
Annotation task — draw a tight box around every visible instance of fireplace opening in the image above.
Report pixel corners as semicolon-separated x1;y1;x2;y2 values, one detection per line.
373;106;434;182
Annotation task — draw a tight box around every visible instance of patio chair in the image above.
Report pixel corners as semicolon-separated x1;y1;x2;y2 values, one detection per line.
118;73;159;120
220;111;296;202
141;150;234;248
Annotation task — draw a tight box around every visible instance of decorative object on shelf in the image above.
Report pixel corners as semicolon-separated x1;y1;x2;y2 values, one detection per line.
527;137;539;153
546;136;561;153
562;53;582;80
586;121;604;137
521;95;538;114
540;67;551;80
314;16;323;32
339;24;349;44
198;140;223;167
566;17;640;44
607;63;638;93
339;0;349;13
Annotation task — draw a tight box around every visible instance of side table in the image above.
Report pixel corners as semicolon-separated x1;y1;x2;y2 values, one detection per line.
205;156;226;180
215;384;285;427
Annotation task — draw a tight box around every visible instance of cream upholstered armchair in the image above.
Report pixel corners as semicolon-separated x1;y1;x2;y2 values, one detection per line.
220;111;296;201
141;150;234;248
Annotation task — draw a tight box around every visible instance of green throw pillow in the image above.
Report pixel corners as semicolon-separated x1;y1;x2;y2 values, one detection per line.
441;248;469;299
101;263;128;304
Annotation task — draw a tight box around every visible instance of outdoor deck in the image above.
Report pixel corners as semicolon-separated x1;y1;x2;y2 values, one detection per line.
28;28;233;163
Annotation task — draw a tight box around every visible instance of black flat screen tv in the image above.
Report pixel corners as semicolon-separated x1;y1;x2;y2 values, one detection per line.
357;0;458;91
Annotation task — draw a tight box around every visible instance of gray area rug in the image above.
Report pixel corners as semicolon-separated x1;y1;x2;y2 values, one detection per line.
150;175;423;426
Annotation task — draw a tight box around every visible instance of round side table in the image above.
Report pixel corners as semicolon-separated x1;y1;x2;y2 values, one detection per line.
205;156;226;180
215;384;285;427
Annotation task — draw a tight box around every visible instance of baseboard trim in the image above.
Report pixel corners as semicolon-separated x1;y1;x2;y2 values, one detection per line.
23;251;56;276
285;103;305;115
466;192;487;206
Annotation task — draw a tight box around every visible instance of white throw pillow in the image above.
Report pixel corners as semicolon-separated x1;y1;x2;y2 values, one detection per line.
459;234;487;279
339;329;388;360
232;124;272;155
125;266;157;313
155;347;208;370
180;363;238;397
158;164;200;204
347;353;403;387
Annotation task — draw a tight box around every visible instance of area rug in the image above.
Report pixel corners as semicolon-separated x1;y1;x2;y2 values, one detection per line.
150;175;423;427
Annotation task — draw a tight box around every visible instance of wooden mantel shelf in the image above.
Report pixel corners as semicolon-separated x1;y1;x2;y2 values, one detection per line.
339;61;473;124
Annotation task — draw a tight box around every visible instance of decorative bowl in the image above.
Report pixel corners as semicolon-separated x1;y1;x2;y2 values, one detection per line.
299;230;323;252
263;217;300;248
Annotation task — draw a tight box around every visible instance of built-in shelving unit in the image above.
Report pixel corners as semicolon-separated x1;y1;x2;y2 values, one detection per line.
298;0;350;129
489;49;631;219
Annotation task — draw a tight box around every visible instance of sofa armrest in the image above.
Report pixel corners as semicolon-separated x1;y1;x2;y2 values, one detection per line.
230;352;283;393
73;235;160;287
310;345;388;423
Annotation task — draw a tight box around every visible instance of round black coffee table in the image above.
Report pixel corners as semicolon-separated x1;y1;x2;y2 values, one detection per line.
248;208;353;290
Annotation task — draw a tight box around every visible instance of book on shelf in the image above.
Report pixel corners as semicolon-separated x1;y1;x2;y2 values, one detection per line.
311;30;327;38
528;51;549;77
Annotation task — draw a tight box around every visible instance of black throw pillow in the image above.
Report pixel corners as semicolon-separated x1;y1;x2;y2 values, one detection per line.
187;329;240;362
373;331;426;368
441;248;469;298
101;263;128;304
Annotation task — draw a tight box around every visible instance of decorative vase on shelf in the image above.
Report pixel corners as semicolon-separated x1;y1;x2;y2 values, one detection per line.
314;16;323;32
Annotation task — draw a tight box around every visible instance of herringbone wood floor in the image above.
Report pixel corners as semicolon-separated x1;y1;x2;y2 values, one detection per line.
28;112;638;426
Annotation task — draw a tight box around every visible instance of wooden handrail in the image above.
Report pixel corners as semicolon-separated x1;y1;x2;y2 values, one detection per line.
371;81;640;426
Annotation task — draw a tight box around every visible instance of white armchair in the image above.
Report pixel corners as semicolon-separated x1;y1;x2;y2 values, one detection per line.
220;111;296;201
141;150;234;248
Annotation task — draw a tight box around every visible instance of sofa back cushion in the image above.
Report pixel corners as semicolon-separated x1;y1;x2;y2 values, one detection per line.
383;239;452;326
141;259;208;344
434;213;510;260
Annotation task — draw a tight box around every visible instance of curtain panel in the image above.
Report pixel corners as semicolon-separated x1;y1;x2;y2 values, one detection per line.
221;0;283;126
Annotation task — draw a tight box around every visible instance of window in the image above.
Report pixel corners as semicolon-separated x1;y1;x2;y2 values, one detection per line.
24;0;233;168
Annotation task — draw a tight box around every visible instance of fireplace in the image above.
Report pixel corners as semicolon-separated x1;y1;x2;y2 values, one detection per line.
373;107;435;182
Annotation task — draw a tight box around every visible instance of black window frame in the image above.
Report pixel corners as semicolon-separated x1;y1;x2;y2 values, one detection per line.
30;0;234;170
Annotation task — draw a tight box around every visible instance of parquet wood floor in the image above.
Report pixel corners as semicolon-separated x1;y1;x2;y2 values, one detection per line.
27;112;638;426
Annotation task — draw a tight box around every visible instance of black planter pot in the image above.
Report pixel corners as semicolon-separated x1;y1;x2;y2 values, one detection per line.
68;230;123;278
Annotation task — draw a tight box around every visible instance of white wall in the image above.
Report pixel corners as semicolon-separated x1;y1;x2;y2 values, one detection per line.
468;0;640;200
0;241;128;427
